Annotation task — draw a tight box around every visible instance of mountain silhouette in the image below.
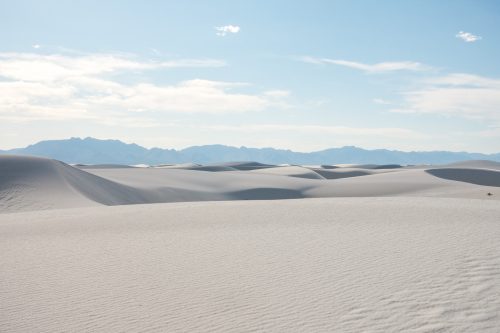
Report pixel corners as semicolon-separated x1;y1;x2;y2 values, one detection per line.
1;137;499;165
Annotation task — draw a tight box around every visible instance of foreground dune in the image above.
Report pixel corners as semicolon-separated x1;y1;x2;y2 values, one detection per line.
1;198;500;332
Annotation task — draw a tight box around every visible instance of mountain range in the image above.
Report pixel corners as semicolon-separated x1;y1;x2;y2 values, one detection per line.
1;137;499;165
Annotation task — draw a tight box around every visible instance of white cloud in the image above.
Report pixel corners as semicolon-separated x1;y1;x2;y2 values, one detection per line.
149;48;161;55
0;52;288;123
299;56;427;73
215;25;240;36
393;73;500;122
264;90;291;98
373;98;392;105
85;79;273;113
32;44;41;49
0;52;225;82
456;31;481;42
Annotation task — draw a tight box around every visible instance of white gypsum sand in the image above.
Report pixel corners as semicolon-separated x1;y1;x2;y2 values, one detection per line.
1;155;499;213
1;198;500;332
1;155;500;332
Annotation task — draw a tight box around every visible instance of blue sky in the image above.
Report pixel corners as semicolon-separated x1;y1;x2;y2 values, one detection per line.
1;0;500;152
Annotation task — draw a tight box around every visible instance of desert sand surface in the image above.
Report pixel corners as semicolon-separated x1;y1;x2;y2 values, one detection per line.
1;155;499;213
1;155;500;332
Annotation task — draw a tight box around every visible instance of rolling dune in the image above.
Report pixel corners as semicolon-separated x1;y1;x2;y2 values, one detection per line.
426;168;500;187
1;155;499;213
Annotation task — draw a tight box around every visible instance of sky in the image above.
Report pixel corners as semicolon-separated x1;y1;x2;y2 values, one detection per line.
1;0;500;152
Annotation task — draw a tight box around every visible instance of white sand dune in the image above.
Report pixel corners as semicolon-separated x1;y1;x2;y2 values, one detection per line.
82;162;500;202
1;198;500;332
251;165;326;179
443;160;500;170
309;167;499;199
2;155;500;332
333;163;401;169
308;167;388;179
211;161;276;170
426;168;500;187
0;155;147;212
1;155;499;213
250;165;399;180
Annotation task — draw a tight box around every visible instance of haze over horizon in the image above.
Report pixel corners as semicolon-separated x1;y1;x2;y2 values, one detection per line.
5;136;500;154
1;0;500;153
3;136;500;165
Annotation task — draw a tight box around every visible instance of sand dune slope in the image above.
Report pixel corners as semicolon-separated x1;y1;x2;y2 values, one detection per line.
309;167;498;199
0;155;144;211
309;167;375;179
0;156;228;212
1;198;499;332
427;168;500;187
443;160;500;170
2;155;499;213
251;165;326;179
212;161;276;170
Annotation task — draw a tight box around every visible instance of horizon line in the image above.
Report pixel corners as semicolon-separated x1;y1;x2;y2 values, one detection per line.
2;136;499;155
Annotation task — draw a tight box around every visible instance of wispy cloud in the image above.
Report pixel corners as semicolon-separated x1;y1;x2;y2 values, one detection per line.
0;52;225;82
32;44;41;49
215;25;240;36
456;31;482;42
0;52;288;123
264;90;291;98
373;98;393;105
149;48;161;56
393;73;500;123
299;56;427;73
